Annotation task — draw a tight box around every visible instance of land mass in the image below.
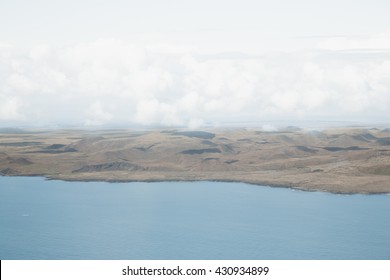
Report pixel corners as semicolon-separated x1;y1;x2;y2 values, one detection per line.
1;127;390;194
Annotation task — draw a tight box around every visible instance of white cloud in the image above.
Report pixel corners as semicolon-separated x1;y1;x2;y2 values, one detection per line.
29;44;51;61
85;101;113;126
6;73;38;92
188;118;205;130
0;38;389;127
261;124;278;132
0;95;23;120
318;31;390;50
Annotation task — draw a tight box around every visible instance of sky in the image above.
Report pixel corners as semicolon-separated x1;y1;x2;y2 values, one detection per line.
1;0;390;128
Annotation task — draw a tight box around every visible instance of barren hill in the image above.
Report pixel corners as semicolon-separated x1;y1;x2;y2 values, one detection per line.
1;127;390;194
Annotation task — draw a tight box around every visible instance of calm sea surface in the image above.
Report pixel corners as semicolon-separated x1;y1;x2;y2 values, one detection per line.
0;176;389;260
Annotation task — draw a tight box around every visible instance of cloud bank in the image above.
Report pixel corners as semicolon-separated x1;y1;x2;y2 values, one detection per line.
0;37;389;127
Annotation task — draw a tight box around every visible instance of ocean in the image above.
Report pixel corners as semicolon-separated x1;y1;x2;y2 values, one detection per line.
0;176;389;259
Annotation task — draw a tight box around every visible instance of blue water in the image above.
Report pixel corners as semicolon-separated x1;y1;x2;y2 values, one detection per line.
0;176;389;260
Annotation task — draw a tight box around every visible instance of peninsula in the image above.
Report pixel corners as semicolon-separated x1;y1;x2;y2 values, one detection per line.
1;127;390;194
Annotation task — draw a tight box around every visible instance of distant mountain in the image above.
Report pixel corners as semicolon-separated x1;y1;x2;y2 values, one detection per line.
0;127;26;133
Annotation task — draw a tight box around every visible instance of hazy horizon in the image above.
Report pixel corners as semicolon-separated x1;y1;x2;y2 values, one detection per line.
1;0;390;128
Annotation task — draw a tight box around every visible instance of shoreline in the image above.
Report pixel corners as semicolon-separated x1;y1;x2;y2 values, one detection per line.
1;127;390;195
2;173;389;195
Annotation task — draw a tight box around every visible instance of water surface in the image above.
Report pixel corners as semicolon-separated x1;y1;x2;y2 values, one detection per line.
0;176;389;259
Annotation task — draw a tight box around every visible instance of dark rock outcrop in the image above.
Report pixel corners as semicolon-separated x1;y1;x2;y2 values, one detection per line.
180;148;221;155
73;162;145;173
0;168;19;175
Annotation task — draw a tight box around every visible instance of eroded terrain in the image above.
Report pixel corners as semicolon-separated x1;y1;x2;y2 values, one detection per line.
1;127;390;193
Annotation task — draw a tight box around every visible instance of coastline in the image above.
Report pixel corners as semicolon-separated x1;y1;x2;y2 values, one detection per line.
2;173;390;195
1;127;390;195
